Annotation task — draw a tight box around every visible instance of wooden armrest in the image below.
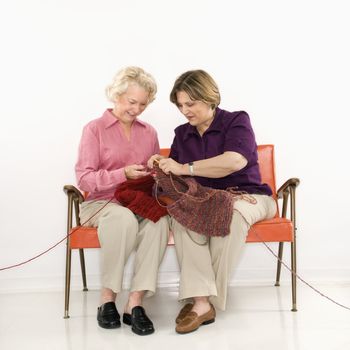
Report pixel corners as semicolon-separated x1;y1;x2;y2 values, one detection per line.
277;178;300;199
63;184;85;203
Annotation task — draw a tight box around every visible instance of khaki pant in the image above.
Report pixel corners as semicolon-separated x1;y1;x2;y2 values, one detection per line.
80;200;169;297
171;194;277;310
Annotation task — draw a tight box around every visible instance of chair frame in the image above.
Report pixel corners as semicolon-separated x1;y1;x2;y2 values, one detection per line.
63;145;299;318
63;185;86;318
273;176;299;310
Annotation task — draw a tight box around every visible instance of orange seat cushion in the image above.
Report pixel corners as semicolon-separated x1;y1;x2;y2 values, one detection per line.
246;217;293;243
70;226;100;249
69;217;293;249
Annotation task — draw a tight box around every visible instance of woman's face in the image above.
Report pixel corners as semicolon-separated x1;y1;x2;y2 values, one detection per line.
113;84;149;125
176;91;214;133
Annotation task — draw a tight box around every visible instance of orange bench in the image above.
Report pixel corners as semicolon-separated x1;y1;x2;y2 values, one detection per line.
63;144;299;318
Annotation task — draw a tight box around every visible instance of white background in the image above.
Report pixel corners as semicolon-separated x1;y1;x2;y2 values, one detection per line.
0;0;349;292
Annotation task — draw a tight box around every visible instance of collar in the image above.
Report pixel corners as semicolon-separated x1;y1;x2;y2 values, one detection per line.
183;107;223;141
101;109;147;129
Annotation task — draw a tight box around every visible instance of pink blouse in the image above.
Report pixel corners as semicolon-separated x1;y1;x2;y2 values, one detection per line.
75;109;160;202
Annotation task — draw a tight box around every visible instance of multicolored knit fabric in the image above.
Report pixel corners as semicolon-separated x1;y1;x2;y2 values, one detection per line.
154;166;237;237
115;166;256;236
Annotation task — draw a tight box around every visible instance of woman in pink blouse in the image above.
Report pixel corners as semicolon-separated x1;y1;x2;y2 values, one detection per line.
75;67;169;336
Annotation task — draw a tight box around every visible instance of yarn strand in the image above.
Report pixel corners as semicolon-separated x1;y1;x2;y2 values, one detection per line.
0;197;114;272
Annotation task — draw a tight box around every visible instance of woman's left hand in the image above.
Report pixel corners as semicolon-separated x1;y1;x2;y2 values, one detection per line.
147;154;164;169
158;158;185;175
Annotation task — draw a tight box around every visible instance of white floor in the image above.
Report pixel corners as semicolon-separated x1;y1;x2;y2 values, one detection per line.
0;283;350;350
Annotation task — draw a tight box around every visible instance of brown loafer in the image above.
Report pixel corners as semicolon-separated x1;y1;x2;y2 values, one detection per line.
175;303;193;324
175;304;216;334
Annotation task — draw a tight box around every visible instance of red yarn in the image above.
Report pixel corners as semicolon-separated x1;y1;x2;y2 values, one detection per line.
114;175;168;222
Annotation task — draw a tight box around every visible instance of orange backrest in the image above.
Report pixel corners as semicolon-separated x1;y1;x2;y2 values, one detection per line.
256;144;277;197
159;148;171;157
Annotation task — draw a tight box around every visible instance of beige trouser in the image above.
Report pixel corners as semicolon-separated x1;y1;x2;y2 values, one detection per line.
171;194;277;310
80;200;169;297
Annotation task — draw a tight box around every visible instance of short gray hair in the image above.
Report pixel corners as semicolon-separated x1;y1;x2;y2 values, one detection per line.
106;66;157;104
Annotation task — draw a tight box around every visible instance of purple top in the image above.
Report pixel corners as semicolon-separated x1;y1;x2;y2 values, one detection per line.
169;108;272;195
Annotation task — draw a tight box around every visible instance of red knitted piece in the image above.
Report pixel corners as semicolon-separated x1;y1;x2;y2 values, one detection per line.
154;167;235;237
114;175;168;222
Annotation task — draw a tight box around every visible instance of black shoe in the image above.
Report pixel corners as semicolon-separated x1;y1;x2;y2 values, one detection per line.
97;302;121;329
123;306;154;335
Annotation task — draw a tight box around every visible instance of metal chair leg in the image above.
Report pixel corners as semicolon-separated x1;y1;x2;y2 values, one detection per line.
275;242;284;286
64;247;72;318
290;186;297;312
64;194;74;319
275;190;288;287
79;249;88;291
291;241;297;311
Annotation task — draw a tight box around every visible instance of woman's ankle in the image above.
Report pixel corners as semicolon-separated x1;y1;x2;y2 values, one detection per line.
192;296;211;316
100;287;117;305
124;290;145;313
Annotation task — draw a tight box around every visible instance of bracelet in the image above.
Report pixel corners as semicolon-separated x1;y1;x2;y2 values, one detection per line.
188;162;194;176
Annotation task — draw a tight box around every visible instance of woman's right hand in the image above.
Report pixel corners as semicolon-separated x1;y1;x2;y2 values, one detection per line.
124;164;150;179
147;154;165;169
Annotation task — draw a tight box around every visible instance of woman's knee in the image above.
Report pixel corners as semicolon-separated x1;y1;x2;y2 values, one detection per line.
230;211;250;238
98;206;138;240
101;206;137;226
145;216;169;241
157;216;170;232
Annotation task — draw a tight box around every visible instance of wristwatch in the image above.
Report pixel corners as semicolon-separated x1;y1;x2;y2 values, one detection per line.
188;162;194;176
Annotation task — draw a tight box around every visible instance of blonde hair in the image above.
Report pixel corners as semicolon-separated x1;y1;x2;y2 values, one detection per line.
106;66;157;104
170;70;220;109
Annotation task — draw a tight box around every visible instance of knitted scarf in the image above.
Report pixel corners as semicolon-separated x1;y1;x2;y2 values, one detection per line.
153;166;240;237
115;166;256;237
114;175;168;222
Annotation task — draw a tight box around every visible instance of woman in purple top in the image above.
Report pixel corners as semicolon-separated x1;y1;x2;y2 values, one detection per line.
149;70;276;334
75;67;169;335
